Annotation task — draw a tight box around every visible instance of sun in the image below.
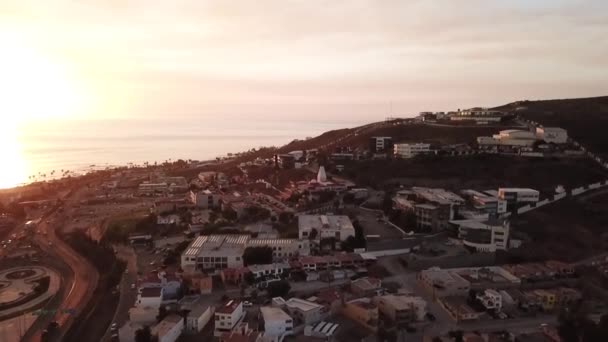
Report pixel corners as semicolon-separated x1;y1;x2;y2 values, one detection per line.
0;34;89;124
0;34;92;188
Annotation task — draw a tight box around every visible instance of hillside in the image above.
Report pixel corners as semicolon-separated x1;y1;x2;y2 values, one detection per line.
495;96;608;156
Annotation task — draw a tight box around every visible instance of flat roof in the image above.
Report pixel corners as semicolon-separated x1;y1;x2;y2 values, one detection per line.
298;215;354;231
153;315;182;337
376;295;426;311
260;306;292;322
411;187;465;205
284;298;322;312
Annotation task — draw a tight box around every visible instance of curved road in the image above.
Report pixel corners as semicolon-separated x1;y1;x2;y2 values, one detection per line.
26;188;100;342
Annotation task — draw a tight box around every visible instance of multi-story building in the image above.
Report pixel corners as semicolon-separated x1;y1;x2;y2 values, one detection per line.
498;188;540;204
153;315;184;342
536;127;568;144
190;190;221;209
298;215;355;242
139;271;182;299
139;182;169;195
248;263;290;280
394;187;465;232
455;219;510;252
272;297;325;326
181;235;310;273
260;307;294;342
393;143;432;159
369;137;393;153
460;190;507;215
373;295;427;323
214;300;245;337
180;297;214;334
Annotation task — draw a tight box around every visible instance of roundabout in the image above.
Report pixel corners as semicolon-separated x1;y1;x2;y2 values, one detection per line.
0;266;61;318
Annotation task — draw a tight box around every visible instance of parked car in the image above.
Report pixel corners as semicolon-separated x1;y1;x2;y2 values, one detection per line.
243;301;253;307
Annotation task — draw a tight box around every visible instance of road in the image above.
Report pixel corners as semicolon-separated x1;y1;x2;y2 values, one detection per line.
101;245;138;342
25;187;100;342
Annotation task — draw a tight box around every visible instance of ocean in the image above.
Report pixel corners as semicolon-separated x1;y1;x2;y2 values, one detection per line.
5;116;369;188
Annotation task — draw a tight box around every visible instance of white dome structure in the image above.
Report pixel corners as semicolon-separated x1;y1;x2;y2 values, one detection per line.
317;166;327;183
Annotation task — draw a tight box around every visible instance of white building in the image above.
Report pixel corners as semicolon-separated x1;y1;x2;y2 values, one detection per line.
455;219;510;252
139;182;168;195
272;297;324;326
260;306;294;342
373;295;427;323
190;190;221;209
186;304;214;333
152;315;184;342
157;214;181;225
181;235;310;273
298;215;355;241
476;289;503;311
139;272;182;299
317;166;327;183
477;129;537;147
370;137;393;153
393;143;432;159
498;188;540;203
536;127;568;144
458;108;504;117
248;263;290;280
214;300;245;337
137;287;163;309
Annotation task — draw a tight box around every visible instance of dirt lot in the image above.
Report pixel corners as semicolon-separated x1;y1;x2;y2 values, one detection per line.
505;190;608;262
340;154;607;192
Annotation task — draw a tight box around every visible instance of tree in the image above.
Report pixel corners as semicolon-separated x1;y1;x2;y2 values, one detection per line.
308;228;318;240
157;306;168;322
222;208;238;221
135;326;152;342
279;212;293;224
267;280;291;298
243;246;273;266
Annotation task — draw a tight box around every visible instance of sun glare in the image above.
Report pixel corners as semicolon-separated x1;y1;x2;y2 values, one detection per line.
0;33;91;188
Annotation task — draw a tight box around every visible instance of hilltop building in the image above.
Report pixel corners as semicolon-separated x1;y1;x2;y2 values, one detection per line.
298;215;355;241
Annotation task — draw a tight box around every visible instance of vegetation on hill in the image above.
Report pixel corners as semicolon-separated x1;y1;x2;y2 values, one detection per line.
338;154;606;192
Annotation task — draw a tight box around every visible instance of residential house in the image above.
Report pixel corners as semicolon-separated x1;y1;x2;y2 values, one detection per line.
152;315;184;342
260;307;294;342
214;300;245;337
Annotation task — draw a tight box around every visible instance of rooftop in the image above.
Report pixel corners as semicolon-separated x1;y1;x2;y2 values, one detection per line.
411;187;465;205
298;215;354;231
139;287;162;298
260;306;292;322
376;295;426;311
216;300;242;314
276;297;323;312
351;277;382;292
153;315;182;337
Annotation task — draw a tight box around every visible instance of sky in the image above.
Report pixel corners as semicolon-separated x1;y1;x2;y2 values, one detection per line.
1;0;608;122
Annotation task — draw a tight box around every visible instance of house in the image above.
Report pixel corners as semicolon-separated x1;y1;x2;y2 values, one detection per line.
190;190;221;209
418;268;471;297
373;295;427;323
342;298;378;332
272;297;325;326
439;297;483;322
140;272;182;299
476;289;503;311
350;277;383;298
137;287;163;309
248;263;290;281
260;307;294;342
157;214;181;225
214;300;245;337
188;273;213;294
152;315;184;342
186;303;214;333
221;267;250;286
298;215;355;241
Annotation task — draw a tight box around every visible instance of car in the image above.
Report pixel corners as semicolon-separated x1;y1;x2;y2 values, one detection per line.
111;323;118;330
150;261;156;266
243;301;253;307
425;313;436;321
131;283;136;290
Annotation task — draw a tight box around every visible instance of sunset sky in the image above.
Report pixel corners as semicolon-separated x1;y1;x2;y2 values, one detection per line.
1;0;607;124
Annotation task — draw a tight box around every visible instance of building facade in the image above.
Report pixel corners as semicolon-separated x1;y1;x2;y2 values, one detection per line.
214;300;245;337
260;307;294;342
394;143;432;159
298;215;355;242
